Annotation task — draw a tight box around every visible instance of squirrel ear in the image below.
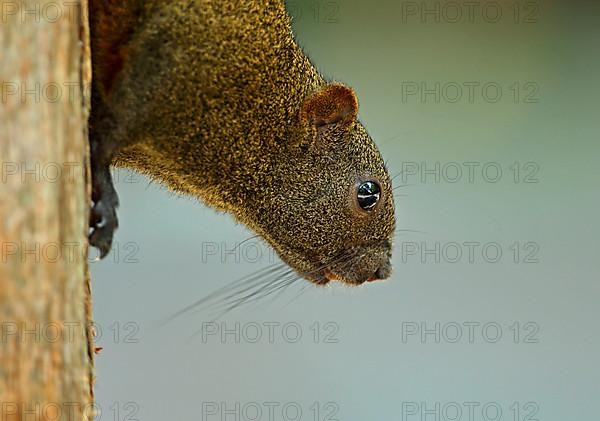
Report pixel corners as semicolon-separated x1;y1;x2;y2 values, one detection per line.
299;84;358;129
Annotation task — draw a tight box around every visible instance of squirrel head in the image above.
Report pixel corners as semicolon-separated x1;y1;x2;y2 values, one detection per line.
250;84;396;285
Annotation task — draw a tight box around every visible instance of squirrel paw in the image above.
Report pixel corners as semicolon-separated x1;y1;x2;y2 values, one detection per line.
89;198;119;259
89;178;119;259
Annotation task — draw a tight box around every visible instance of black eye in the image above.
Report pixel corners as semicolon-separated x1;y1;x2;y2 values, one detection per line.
357;181;381;211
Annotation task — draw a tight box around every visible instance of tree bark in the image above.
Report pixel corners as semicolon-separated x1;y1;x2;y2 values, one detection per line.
0;1;94;419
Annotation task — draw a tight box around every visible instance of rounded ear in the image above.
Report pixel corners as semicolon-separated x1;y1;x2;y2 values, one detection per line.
299;84;358;129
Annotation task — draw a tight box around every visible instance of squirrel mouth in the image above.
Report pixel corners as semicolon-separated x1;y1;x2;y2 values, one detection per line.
315;268;371;286
309;257;390;285
297;264;384;286
273;240;391;285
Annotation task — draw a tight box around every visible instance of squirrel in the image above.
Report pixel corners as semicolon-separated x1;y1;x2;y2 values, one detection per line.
88;0;396;285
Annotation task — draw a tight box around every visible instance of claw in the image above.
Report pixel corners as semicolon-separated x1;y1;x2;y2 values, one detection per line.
88;167;119;259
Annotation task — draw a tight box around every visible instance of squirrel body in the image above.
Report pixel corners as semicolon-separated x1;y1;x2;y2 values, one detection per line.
89;0;396;284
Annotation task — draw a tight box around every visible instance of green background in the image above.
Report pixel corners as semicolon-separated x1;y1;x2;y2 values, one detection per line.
91;1;599;419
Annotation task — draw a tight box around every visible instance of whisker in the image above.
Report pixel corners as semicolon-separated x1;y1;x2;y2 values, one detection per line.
200;273;299;324
264;274;300;305
283;283;311;307
155;262;285;327
209;269;295;314
186;278;299;340
191;267;291;317
232;234;261;252
206;267;289;306
194;249;360;318
379;134;401;145
165;244;368;330
394;229;427;236
390;170;407;182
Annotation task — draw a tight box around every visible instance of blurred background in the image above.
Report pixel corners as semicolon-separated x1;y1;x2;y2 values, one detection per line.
91;1;599;420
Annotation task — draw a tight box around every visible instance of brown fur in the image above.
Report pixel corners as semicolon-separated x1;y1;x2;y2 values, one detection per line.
89;0;140;97
300;84;359;128
89;0;396;284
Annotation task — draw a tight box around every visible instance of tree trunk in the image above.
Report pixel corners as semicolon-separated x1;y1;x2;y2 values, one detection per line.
0;1;94;419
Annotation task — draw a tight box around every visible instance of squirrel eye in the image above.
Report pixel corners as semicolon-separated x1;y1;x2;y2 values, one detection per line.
357;181;381;211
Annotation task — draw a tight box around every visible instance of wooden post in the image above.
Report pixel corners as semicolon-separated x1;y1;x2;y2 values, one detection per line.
0;1;95;419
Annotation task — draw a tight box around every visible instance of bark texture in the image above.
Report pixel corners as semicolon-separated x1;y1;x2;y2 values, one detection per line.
0;1;94;419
